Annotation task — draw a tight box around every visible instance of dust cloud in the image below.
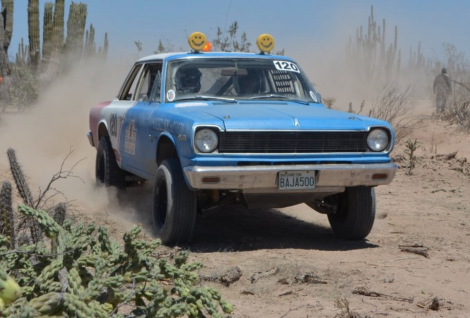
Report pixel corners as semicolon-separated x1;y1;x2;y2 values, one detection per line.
0;58;135;220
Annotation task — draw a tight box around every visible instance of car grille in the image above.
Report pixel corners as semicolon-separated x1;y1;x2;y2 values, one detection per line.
218;131;368;153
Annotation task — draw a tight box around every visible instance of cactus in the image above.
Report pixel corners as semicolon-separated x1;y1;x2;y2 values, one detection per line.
0;12;9;78
345;5;399;90
65;2;87;63
41;2;53;69
18;205;62;239
52;203;66;226
7;148;42;243
0;266;22;305
51;0;64;55
16;38;29;65
84;23;96;58
0;181;15;249
101;32;108;62
1;205;233;318
28;0;41;72
0;0;13;78
7;149;33;207
1;0;13;53
45;0;65;77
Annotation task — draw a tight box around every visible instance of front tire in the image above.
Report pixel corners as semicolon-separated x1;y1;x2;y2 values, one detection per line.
153;159;197;244
95;136;126;189
327;186;376;240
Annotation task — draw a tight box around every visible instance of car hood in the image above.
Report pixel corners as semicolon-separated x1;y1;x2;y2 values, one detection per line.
201;102;373;131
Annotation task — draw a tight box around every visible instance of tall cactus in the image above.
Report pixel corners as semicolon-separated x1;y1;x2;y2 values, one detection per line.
16;38;29;65
7;148;34;207
1;0;13;53
28;0;41;72
46;0;65;76
101;32;108;62
6;148;42;243
345;5;399;90
41;2;54;69
51;0;64;54
65;2;87;64
0;181;15;249
84;23;95;58
0;12;8;78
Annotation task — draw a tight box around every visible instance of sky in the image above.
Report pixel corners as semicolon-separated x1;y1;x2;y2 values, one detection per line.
6;0;470;66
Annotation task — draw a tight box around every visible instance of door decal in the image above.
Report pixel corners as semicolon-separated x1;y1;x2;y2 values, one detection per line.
125;120;137;155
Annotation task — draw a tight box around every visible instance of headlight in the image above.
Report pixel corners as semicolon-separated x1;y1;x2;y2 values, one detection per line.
195;129;218;153
367;129;389;152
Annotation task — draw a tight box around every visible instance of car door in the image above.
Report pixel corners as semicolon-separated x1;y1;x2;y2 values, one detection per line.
99;63;143;169
120;62;163;179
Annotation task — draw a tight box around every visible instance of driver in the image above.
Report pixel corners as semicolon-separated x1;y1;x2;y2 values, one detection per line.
175;67;202;94
237;69;261;95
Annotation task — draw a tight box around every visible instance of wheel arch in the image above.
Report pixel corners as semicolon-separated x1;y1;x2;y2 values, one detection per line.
98;121;109;143
156;133;179;167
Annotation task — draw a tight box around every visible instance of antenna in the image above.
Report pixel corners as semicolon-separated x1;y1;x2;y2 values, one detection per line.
223;0;233;35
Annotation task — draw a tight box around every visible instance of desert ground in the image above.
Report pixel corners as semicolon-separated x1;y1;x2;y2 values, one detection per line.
0;100;469;317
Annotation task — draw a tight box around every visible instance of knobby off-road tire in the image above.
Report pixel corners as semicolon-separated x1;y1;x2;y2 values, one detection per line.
153;159;197;245
96;136;126;189
327;186;376;240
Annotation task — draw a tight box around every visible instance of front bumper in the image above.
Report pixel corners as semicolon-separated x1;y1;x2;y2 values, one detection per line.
87;131;94;147
184;163;397;190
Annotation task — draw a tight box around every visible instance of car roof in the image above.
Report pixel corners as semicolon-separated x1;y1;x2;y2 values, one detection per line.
137;51;294;63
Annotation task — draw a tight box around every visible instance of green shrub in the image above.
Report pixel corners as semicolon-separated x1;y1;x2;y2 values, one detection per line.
0;205;233;317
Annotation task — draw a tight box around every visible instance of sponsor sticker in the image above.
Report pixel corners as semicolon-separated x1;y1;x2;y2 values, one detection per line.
124;120;137;155
167;89;176;101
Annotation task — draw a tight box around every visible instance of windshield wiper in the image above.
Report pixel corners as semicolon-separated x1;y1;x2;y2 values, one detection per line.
173;95;237;103
248;94;309;105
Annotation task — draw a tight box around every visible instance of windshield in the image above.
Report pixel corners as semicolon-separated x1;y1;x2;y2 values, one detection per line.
165;58;319;103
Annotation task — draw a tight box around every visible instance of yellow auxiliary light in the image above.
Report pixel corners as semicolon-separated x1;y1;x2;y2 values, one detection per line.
188;32;207;52
257;34;275;54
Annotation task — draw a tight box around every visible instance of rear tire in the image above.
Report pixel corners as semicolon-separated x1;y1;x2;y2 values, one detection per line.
95;136;126;189
153;159;197;244
327;186;376;240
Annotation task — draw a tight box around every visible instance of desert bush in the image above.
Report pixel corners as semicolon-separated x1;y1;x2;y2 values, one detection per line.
368;83;418;142
6;65;38;111
0;149;233;317
323;97;337;109
432;43;470;130
404;139;420;175
0;205;233;318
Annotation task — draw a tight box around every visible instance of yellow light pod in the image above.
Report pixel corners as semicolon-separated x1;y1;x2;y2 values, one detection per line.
188;32;207;52
256;34;275;53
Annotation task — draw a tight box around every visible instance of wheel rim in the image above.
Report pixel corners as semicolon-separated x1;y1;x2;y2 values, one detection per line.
155;178;168;228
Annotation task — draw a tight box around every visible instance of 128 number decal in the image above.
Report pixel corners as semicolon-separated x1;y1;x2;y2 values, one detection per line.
273;61;300;73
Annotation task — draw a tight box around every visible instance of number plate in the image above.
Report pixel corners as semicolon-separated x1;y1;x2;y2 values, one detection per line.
278;171;316;190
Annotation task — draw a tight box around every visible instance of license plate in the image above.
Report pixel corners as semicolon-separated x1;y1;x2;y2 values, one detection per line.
278;171;316;190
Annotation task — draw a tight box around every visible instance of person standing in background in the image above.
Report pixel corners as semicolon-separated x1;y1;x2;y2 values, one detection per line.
433;68;452;112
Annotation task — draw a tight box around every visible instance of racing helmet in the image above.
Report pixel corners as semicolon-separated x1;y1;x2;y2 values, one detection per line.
175;67;202;93
237;69;261;94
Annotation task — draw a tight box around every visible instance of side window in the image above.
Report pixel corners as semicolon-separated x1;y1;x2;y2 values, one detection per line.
118;64;143;100
135;63;163;102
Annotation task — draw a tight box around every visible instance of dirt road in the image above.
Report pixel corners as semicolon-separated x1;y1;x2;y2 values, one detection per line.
1;109;469;317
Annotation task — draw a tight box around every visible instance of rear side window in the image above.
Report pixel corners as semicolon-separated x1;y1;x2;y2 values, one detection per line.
135;63;163;102
118;64;143;100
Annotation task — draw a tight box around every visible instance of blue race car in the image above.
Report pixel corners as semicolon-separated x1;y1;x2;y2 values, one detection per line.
88;33;397;244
